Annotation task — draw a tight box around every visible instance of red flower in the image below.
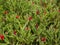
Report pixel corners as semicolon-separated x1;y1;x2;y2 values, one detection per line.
35;23;39;29
16;15;19;19
28;16;32;21
4;10;8;14
0;34;4;40
13;30;17;35
36;10;40;15
41;37;46;42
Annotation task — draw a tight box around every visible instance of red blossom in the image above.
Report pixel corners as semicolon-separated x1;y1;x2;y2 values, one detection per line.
13;30;17;35
0;34;4;40
4;10;8;14
36;10;40;15
41;37;46;42
16;15;19;19
28;16;32;21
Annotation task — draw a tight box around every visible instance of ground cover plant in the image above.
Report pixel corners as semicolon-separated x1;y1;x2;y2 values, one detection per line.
0;0;60;45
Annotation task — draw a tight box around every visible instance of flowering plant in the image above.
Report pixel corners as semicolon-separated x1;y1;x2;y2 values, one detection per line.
0;0;60;45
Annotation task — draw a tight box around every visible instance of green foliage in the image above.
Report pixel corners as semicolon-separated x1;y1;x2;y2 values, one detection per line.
0;0;60;45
